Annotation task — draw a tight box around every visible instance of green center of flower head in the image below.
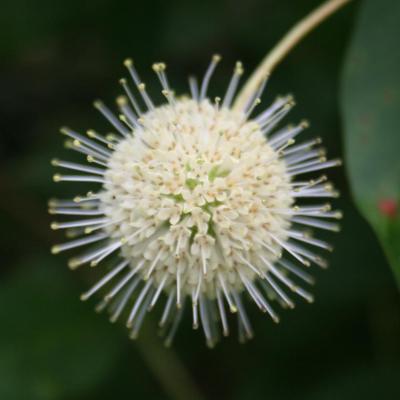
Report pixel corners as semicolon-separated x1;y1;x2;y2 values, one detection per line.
185;178;199;190
172;162;230;239
184;163;230;190
208;164;230;181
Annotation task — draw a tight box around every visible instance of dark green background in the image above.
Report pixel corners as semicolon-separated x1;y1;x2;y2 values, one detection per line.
1;0;399;399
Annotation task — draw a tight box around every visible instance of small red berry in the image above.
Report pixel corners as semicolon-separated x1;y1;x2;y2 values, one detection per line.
378;198;398;218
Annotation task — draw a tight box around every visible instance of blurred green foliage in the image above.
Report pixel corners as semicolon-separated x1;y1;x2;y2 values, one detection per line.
342;0;400;285
1;0;400;399
0;259;124;400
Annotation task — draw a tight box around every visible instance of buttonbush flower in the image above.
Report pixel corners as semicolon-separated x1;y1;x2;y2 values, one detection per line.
50;56;341;347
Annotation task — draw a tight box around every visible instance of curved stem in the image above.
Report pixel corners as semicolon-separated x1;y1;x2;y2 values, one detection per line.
233;0;353;110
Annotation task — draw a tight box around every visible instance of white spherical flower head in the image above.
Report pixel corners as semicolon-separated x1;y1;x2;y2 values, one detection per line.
103;98;292;296
50;56;341;347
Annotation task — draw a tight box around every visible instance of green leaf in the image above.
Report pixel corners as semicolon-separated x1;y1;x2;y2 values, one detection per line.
0;258;124;400
341;0;400;284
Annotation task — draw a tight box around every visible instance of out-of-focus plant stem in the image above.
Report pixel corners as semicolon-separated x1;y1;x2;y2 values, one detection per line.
136;321;205;400
234;0;353;110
